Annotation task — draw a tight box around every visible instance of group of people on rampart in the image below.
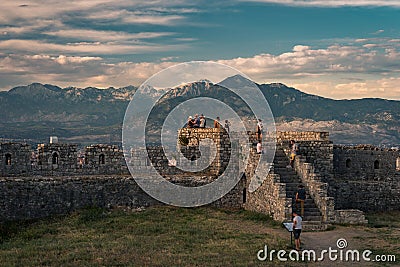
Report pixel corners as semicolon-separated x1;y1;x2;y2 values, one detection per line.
186;114;232;133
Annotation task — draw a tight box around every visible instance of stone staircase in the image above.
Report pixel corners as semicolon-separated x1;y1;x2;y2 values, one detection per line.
273;147;326;231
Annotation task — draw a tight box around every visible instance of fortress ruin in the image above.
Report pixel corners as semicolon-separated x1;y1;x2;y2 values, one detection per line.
1;130;399;230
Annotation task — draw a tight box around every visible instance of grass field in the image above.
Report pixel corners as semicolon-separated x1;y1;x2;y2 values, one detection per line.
0;207;399;266
0;207;288;266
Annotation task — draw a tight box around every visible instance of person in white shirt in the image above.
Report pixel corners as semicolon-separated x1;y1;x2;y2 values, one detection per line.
224;119;231;133
199;114;206;128
293;211;303;250
287;140;298;168
256;142;262;154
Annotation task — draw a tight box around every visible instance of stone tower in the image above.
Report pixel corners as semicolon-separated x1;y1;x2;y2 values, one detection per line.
0;142;32;176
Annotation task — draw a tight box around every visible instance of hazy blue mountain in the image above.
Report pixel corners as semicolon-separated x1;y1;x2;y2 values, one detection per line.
0;77;398;145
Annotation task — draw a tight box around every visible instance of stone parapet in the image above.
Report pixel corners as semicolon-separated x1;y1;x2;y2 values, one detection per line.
277;131;329;142
335;209;368;225
0;174;245;222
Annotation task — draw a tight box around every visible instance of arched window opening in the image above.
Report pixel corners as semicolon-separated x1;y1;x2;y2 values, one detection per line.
374;160;380;170
396;157;400;171
346;159;351;168
99;154;105;165
5;153;11;165
243;188;247;204
52;152;59;165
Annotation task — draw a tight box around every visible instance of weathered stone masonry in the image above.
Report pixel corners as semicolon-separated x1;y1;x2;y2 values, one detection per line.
333;145;400;211
0;130;399;224
0;175;245;222
0;143;32;176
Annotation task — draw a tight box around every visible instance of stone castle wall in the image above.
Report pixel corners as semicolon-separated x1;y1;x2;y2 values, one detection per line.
1;143;130;177
333;145;399;181
0;143;32;176
276;131;329;142
332;145;400;211
0;130;399;223
37;143;78;174
245;132;341;224
0;175;245;222
81;144;128;175
177;128;232;176
244;172;292;221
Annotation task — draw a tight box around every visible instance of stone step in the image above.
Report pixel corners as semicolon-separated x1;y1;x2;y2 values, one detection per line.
286;191;312;196
281;181;301;184
302;222;329;232
277;172;298;176
286;194;309;198
303;213;322;218
273;161;290;164
278;174;299;177
273;147;326;231
291;207;321;213
292;206;321;214
284;182;305;187
289;198;317;204
303;215;323;221
273;168;296;172
277;176;300;181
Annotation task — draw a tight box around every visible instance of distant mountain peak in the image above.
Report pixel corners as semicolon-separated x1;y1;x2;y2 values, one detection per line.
218;74;253;85
197;79;213;84
268;83;288;88
1;81;399;145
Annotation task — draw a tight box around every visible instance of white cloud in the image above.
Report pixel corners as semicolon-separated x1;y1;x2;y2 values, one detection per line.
44;29;175;42
0;0;197;26
292;78;400;99
122;14;185;25
214;43;400;99
0;39;188;55
217;43;400;79
1;40;400;100
373;29;385;34
240;0;400;7
53;55;102;65
0;53;176;90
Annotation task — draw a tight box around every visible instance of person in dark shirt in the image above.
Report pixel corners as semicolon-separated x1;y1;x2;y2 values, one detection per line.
295;185;306;217
193;114;200;128
214;116;220;129
187;116;194;128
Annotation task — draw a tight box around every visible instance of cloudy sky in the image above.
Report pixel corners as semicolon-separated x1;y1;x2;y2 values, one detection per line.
0;0;400;99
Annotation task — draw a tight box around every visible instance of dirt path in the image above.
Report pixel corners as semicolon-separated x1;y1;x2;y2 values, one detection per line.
293;226;399;267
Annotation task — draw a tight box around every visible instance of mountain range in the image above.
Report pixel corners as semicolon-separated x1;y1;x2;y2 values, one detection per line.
0;76;399;146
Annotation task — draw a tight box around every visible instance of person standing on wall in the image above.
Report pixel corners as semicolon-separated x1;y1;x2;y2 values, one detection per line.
193;114;200;128
287;140;298;168
187;116;194;128
214;116;220;129
256;119;263;142
199;114;206;128
224;119;231;133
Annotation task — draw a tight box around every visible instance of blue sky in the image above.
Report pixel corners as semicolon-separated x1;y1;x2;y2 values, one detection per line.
0;0;400;99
